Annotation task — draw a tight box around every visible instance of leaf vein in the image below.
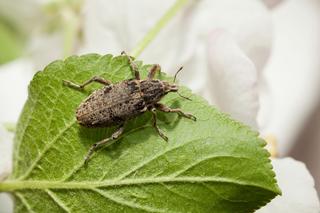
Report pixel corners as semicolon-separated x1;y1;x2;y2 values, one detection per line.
15;192;35;213
160;183;207;205
13;96;39;178
172;155;249;177
93;188;165;213
18;120;77;180
115;137;206;180
45;189;71;213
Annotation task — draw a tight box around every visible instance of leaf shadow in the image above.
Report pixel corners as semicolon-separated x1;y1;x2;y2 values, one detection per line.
156;99;188;131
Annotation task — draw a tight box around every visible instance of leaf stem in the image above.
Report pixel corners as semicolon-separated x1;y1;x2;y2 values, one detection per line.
130;0;189;58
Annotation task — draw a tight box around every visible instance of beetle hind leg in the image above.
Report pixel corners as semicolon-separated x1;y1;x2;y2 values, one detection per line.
84;124;125;164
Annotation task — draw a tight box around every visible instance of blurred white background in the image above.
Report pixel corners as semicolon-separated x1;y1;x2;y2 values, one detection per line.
0;0;319;212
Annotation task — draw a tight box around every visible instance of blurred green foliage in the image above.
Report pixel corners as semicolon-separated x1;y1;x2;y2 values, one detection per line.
0;18;25;64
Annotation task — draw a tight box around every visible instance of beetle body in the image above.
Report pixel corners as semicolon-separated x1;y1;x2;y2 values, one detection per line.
76;79;176;127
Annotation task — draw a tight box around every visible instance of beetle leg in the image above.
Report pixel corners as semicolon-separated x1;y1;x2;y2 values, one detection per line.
84;124;125;164
147;64;161;80
121;51;140;80
155;103;197;121
63;76;111;90
150;108;168;142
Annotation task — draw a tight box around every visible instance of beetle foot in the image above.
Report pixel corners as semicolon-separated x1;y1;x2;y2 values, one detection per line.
158;131;169;142
62;80;84;90
84;143;98;164
183;113;197;121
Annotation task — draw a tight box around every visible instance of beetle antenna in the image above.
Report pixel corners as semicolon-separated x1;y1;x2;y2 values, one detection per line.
173;66;183;83
177;91;192;101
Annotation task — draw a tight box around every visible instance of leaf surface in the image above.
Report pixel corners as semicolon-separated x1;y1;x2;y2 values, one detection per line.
6;54;280;212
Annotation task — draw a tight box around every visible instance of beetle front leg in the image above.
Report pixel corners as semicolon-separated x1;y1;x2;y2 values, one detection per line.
150;108;168;142
84;124;125;164
155;103;197;121
63;76;111;90
121;51;140;80
147;64;161;80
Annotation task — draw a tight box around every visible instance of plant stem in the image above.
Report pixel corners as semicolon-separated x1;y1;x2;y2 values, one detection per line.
62;8;79;58
130;0;189;58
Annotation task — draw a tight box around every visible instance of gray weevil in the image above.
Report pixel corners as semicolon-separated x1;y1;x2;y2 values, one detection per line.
63;51;196;163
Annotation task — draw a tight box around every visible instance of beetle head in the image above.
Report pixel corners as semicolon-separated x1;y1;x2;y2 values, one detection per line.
163;67;191;101
163;82;178;93
163;66;182;93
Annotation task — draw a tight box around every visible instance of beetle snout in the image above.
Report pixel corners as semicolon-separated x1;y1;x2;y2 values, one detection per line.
169;84;179;92
164;82;179;92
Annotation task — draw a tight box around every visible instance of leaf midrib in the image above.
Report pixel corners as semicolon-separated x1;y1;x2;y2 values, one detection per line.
0;177;276;193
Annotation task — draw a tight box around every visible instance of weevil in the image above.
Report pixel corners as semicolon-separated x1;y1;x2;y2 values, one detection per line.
63;51;196;163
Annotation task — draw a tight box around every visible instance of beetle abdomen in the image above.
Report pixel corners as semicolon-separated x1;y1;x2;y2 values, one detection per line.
76;80;146;127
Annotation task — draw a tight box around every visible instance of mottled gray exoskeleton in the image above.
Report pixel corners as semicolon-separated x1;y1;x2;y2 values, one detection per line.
63;51;196;163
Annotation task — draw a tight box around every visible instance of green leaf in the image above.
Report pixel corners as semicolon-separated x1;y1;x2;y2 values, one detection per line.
2;54;280;213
